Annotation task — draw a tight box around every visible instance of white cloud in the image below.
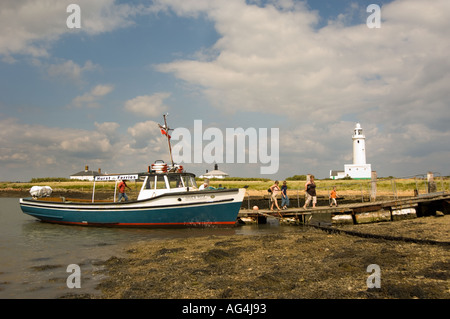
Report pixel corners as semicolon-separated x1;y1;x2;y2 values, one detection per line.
95;121;120;134
70;84;114;108
150;0;450;177
0;117;166;181
127;120;165;149
0;0;142;59
124;93;170;117
2;0;450;180
154;0;450;127
46;59;98;83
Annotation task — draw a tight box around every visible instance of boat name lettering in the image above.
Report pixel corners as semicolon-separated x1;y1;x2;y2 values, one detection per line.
185;195;207;201
95;175;138;181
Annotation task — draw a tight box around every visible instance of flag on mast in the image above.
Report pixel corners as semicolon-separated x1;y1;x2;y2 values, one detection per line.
158;124;171;139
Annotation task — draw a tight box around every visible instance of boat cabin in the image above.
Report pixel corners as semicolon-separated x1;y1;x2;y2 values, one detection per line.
138;172;198;200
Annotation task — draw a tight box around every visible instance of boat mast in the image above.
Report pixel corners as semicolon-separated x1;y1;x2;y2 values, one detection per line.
160;114;175;168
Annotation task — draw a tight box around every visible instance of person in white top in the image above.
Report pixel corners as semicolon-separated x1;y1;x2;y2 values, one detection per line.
270;180;281;211
199;179;209;190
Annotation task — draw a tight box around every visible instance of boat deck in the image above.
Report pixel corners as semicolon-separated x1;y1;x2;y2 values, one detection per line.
32;197;113;203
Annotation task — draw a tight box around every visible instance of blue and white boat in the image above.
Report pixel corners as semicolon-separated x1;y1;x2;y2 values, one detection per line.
19;115;246;227
19;170;245;227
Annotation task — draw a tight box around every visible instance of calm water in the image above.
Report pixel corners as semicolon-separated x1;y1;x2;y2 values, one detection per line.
0;198;292;299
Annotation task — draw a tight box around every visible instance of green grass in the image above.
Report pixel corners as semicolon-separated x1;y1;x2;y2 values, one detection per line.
2;177;449;197
206;177;450;196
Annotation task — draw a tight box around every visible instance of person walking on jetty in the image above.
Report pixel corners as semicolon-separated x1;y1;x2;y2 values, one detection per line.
303;175;317;209
330;186;338;207
118;179;131;202
281;181;289;210
270;180;281;212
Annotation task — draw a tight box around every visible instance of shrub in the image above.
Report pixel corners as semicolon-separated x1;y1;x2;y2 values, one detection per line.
286;175;307;181
30;177;73;183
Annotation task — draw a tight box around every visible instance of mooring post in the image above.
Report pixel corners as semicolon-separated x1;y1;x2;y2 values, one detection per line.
351;211;357;224
371;171;377;202
427;172;437;193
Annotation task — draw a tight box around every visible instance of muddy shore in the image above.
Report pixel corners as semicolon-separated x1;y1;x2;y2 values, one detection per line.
65;215;449;299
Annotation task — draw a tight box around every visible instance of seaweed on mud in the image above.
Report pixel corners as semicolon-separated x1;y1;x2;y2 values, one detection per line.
30;264;63;271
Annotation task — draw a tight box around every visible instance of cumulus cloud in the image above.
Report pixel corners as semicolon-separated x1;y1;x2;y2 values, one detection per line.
124;93;170;117
127;120;166;150
0;118;112;159
0;118;165;181
0;0;142;60
154;0;450;125
150;0;450;176
46;59;98;83
70;84;114;108
2;0;449;179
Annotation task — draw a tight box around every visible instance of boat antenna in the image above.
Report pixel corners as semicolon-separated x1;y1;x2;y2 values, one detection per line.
158;113;175;168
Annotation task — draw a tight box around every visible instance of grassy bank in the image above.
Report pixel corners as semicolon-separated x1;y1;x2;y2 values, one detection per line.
1;177;449;198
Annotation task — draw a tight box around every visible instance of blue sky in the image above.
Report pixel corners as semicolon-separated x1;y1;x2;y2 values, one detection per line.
1;0;450;181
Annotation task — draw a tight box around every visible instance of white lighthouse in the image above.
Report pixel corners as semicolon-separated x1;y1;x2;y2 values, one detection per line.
330;123;372;180
352;123;366;165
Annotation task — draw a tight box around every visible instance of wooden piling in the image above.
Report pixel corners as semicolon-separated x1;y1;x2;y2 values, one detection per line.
371;171;377;202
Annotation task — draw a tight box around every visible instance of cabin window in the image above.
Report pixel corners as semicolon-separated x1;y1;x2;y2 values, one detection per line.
183;175;197;189
156;175;167;189
145;176;156;189
168;175;184;189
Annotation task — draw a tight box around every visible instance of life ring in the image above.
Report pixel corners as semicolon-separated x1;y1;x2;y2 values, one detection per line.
151;163;168;172
151;163;167;167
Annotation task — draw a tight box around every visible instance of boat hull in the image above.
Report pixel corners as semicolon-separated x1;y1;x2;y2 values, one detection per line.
20;188;245;227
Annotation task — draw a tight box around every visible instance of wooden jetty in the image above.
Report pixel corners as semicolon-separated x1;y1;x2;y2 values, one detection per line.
238;192;450;226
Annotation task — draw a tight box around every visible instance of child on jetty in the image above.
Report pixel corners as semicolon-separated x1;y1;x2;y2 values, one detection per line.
330;186;338;207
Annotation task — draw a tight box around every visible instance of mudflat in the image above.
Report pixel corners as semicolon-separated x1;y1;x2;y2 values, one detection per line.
84;215;449;299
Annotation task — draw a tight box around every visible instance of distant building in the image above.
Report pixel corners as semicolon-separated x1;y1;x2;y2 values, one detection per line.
330;123;373;180
70;166;104;181
199;164;229;179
